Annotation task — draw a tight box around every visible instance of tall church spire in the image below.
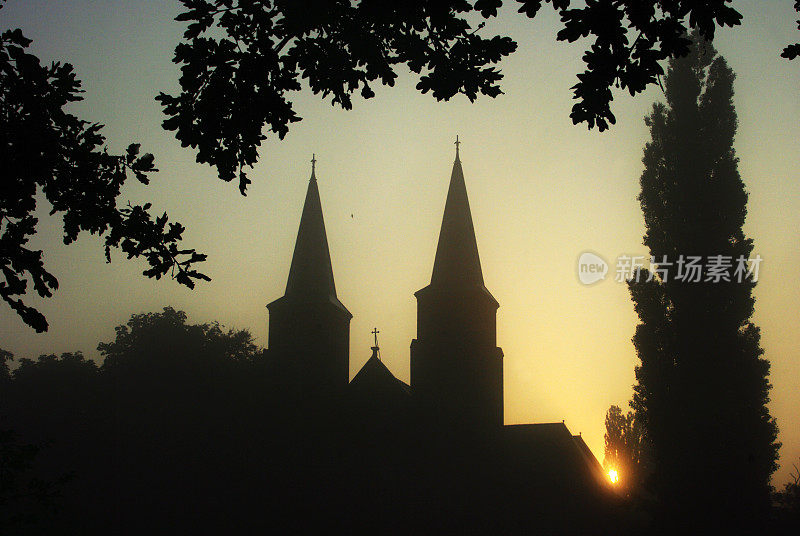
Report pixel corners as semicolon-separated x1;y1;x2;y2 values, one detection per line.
410;141;503;429
267;156;351;397
284;157;343;310
429;139;492;299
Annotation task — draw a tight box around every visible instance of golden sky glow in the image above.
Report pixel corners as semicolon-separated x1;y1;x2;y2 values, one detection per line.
1;1;799;487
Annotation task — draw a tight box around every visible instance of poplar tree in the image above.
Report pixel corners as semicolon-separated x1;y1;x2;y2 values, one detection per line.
628;35;779;532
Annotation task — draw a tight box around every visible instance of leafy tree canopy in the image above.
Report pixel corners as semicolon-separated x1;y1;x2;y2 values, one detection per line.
0;308;266;532
97;306;263;375
160;0;749;193
0;1;209;333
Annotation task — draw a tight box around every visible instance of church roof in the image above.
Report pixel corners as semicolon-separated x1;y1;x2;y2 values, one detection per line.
503;423;609;493
350;346;411;397
278;161;350;315
422;144;497;305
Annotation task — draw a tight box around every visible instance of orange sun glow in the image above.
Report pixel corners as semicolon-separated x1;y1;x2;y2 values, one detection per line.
607;469;619;484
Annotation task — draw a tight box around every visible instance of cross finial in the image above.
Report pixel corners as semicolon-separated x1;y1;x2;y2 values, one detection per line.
454;135;460;159
371;327;380;348
311;153;316;175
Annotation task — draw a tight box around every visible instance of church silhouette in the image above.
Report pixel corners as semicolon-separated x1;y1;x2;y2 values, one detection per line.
263;142;618;534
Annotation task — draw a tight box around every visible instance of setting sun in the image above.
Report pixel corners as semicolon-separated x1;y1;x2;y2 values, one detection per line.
608;469;619;484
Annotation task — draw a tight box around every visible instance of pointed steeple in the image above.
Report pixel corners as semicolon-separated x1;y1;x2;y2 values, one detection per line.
284;156;347;312
410;140;503;428
430;139;487;290
411;140;503;429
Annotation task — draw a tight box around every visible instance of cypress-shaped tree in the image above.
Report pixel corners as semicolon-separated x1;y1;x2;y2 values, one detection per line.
629;35;779;532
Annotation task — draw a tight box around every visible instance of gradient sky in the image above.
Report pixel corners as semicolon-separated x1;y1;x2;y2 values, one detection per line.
2;1;799;486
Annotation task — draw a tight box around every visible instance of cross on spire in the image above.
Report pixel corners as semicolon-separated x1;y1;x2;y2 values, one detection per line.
311;153;316;175
454;135;460;159
371;327;380;348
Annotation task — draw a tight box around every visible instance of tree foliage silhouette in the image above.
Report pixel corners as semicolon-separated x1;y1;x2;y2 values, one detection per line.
0;350;91;533
0;308;268;533
161;0;745;192
774;459;800;527
603;404;645;495
0;429;71;533
628;33;779;532
782;1;800;60
0;348;11;387
0;1;209;333
98;306;262;373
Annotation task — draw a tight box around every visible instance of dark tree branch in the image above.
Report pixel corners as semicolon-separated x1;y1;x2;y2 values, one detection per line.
0;26;209;332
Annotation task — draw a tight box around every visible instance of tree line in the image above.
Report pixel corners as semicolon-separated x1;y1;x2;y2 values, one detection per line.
1;308;273;533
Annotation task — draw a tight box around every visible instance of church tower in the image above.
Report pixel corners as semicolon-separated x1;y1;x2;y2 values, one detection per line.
410;140;504;429
267;157;352;397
